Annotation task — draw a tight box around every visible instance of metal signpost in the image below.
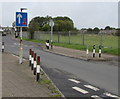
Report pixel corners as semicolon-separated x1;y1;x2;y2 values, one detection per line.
16;10;27;64
49;19;54;49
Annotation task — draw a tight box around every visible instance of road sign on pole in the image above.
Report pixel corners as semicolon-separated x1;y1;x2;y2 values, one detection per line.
16;12;28;27
16;11;28;64
49;19;54;49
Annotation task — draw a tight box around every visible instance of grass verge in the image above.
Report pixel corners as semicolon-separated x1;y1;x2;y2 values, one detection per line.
39;70;62;97
22;37;119;56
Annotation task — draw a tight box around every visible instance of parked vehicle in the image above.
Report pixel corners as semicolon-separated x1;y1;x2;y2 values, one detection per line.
0;29;6;36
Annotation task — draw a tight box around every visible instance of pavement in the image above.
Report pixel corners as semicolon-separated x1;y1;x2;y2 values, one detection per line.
43;45;119;62
2;52;52;97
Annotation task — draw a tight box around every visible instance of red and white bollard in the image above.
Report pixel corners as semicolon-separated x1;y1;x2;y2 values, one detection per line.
36;56;40;81
31;51;34;70
29;49;32;66
93;45;96;58
99;45;102;58
33;53;37;75
2;42;4;52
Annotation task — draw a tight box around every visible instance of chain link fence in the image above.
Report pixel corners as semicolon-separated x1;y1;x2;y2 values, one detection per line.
22;31;118;49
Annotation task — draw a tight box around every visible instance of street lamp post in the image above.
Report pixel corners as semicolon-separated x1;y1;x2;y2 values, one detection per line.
19;8;27;64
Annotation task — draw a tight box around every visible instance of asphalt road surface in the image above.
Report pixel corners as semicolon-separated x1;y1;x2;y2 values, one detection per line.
2;34;119;98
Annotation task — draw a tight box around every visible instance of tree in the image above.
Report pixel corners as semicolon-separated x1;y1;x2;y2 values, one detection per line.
87;28;93;34
42;24;50;31
28;20;39;39
93;27;100;34
12;21;16;28
53;16;74;31
28;16;76;35
105;26;111;30
115;28;120;36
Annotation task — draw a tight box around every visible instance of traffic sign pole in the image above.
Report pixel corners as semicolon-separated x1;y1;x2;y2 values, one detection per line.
50;25;53;45
49;19;54;49
19;27;23;64
16;10;27;64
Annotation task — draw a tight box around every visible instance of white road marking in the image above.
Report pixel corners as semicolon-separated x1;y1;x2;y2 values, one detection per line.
68;79;80;84
84;85;99;91
12;54;26;61
104;92;120;99
12;54;19;58
13;43;28;47
91;95;103;99
23;44;28;47
14;43;19;45
72;86;89;94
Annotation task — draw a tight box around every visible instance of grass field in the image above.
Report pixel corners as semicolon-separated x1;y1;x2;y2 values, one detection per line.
22;33;119;56
34;33;118;48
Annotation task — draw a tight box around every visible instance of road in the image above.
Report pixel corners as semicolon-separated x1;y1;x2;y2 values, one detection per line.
2;34;119;98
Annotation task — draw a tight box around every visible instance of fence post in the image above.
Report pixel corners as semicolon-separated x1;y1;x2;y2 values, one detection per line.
58;31;60;43
93;45;96;58
69;31;71;44
100;32;103;47
2;42;4;52
36;56;40;81
33;53;37;75
82;31;84;46
29;49;32;66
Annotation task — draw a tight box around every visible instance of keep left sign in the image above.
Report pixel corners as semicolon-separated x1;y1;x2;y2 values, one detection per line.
16;12;28;27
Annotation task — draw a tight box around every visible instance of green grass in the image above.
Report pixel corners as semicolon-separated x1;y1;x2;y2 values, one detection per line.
31;33;119;48
50;94;62;97
22;34;119;56
38;77;61;97
39;79;51;85
22;37;45;44
53;42;119;56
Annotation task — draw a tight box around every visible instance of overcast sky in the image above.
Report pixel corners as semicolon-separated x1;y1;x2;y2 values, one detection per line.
1;1;118;29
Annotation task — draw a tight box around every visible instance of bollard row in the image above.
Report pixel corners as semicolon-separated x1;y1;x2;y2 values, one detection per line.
86;45;102;58
29;49;41;81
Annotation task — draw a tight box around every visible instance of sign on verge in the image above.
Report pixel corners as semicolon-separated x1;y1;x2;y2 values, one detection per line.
16;12;28;27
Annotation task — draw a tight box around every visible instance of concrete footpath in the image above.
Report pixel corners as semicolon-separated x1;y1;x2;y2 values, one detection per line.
2;52;51;97
43;45;119;62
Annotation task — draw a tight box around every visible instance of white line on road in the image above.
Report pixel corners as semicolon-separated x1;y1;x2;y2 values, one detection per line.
12;54;26;61
72;86;89;94
68;79;80;84
84;85;99;91
12;54;19;58
103;92;120;99
14;42;19;45
13;43;28;47
91;95;103;99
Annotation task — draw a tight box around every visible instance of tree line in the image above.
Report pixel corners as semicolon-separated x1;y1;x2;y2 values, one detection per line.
12;16;120;37
28;15;77;32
